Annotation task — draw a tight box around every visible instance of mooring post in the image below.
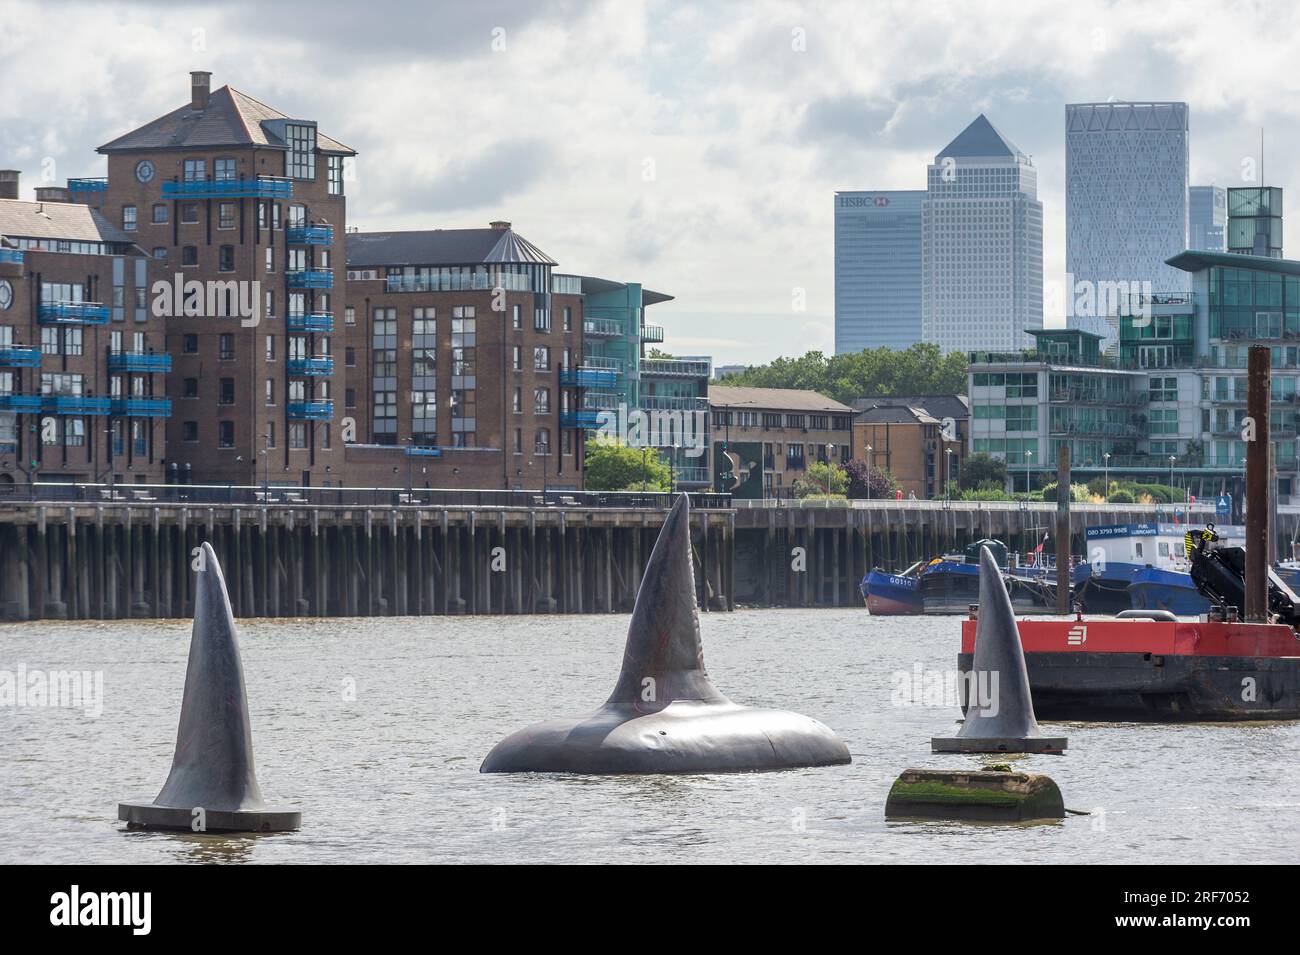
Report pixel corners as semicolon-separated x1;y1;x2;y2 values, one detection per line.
1246;345;1271;621
1056;443;1071;614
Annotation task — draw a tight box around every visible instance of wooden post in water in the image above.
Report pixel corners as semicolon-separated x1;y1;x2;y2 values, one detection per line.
1055;444;1070;614
1246;345;1271;622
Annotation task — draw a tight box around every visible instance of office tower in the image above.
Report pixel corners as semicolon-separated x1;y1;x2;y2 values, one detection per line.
833;190;923;353
921;114;1043;352
1189;185;1226;252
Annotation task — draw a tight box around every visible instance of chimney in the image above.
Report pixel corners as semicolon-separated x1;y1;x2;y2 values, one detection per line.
0;170;18;201
191;71;212;111
489;220;511;231
35;186;71;204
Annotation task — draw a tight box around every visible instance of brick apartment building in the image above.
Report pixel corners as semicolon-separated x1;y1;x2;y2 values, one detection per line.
851;395;969;498
343;224;587;489
0;174;169;487
92;71;352;486
707;386;853;497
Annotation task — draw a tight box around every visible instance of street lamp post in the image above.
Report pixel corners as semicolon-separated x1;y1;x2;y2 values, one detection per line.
945;446;953;502
1104;451;1110;499
1169;455;1176;493
865;444;873;501
1025;449;1033;496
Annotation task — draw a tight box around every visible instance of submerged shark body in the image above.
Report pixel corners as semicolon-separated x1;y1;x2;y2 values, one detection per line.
119;541;300;832
481;495;850;774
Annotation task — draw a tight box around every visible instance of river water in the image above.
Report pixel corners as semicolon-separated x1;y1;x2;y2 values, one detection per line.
1;609;1297;864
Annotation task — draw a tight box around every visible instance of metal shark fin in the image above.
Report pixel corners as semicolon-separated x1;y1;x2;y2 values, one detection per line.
153;541;267;812
958;545;1043;740
605;494;727;709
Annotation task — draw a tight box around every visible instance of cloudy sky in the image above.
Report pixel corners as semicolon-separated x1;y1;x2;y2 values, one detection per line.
3;0;1299;365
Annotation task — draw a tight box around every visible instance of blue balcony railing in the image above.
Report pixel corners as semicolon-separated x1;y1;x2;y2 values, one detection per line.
110;398;172;417
161;177;293;199
404;446;442;457
286;224;334;245
560;410;604;429
37;302;110;325
286;357;334;376
0;394;41;412
42;395;111;414
107;352;172;373
0;248;23;265
287;401;334;421
0;347;41;368
67;178;108;194
286;312;334;333
286;269;334;289
559;367;618;389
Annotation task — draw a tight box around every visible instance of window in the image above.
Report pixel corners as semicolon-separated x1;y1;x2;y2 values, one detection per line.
265;378;275;404
219;334;234;360
184;159;206;182
286;124;317;180
265;336;275;361
152;248;167;260
183;378;198;399
563;307;572;332
152;204;168;224
533;346;550;371
181;203;199;224
345;305;356;326
182;246;198;266
1150;376;1178;402
214;158;236;181
183;334;198;353
327;155;344;195
512;304;522;330
218;203;236;230
182;421;199;442
122;206;137;231
219;245;235;272
534;387;550;414
513;388;522;414
534;308;550;332
289;423;307;449
219;378;235;404
265;422;275;448
218;421;234;448
265;247;274;272
512;345;522;371
535;429;551;455
345;388;356;409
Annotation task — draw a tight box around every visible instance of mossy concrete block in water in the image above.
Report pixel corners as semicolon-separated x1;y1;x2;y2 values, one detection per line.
884;768;1065;822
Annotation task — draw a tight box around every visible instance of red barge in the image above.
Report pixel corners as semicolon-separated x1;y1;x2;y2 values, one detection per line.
957;527;1300;721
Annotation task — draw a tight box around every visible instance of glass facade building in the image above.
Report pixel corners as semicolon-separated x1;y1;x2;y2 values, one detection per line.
1065;102;1190;354
921;115;1043;353
832;190;923;353
1226;187;1283;258
1189;185;1226;252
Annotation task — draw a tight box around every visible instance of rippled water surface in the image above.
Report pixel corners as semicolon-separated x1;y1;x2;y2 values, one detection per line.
2;609;1297;864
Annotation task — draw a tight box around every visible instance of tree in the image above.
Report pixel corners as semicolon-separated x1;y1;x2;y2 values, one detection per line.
958;452;1007;491
842;457;898;499
723;343;968;404
792;460;848;498
584;440;672;491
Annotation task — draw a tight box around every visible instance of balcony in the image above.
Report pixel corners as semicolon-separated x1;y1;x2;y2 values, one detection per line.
640;358;712;379
286;224;334;245
640;395;708;412
582;391;622;411
67;178;108;194
110;398;172;417
108;352;172;373
161;176;293;200
0;248;23;265
287;401;333;420
672;466;712;486
0;394;41;412
384;272;531;294
0;347;41;368
42;395;111;415
37;301;111;325
560;367;618;389
286;357;334;376
404;446;442;457
286;269;334;289
560;410;604;429
583;318;624;338
640;324;665;343
286;312;334;333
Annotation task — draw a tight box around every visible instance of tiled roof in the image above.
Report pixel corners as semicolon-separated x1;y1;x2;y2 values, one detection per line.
346;227;556;268
851;394;969;420
99;86;355;155
707;386;854;414
0;198;136;245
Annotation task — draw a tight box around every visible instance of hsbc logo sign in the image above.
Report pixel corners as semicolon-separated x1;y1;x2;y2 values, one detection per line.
838;195;891;208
